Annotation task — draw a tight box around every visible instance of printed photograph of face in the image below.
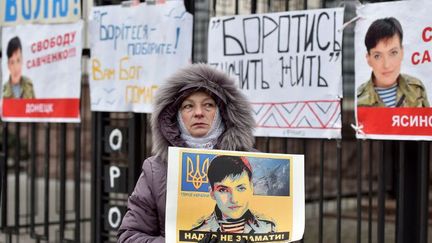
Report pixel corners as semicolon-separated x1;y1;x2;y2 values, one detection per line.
366;32;403;89
8;42;23;86
191;155;276;234
210;169;253;220
356;17;429;108
3;36;35;99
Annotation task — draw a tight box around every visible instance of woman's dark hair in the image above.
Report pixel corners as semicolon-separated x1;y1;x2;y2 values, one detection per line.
7;36;22;59
207;155;252;189
364;17;403;53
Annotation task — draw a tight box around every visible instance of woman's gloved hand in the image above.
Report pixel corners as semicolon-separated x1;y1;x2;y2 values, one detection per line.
198;233;219;243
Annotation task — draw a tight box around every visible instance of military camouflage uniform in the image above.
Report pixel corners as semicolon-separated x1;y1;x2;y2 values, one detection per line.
357;74;429;107
3;76;35;99
192;207;276;233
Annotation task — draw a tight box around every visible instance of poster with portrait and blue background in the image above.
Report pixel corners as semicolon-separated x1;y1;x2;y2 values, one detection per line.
180;152;290;197
167;147;304;243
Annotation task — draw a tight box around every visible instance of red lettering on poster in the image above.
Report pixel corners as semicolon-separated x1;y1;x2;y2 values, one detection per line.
30;31;77;53
411;27;432;65
2;99;80;118
26;47;76;69
357;107;432;136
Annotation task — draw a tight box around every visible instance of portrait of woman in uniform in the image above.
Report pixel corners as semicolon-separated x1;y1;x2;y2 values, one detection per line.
356;17;429;108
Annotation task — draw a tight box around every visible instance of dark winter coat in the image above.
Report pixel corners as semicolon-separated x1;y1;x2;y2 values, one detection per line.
117;63;256;243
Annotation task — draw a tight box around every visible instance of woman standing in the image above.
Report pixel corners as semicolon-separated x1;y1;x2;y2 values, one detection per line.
117;63;255;243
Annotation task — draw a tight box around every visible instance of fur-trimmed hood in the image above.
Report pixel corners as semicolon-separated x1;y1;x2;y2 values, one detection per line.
151;63;255;161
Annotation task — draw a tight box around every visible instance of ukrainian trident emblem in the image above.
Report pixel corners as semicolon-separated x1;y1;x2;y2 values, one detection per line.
186;154;210;190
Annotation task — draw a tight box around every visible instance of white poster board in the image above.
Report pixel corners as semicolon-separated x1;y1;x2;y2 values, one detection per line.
0;0;81;26
88;1;193;112
208;8;344;139
166;147;305;242
355;1;432;140
1;21;83;122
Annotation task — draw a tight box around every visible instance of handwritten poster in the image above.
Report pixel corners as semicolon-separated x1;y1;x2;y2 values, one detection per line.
166;147;305;243
0;0;81;26
1;21;83;122
355;1;432;140
208;8;344;139
88;1;193;112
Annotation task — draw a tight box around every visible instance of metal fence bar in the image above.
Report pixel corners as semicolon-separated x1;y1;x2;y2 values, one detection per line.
283;138;288;154
59;123;67;242
5;232;12;243
266;138;271;153
356;140;362;243
30;123;50;242
14;124;21;232
319;140;324;243
142;114;149;165
251;0;257;13
212;0;217;15
43;124;51;239
235;0;239;14
299;139;307;243
396;141;405;243
368;141;373;243
0;123;7;230
30;123;36;237
74;125;82;242
128;115;138;194
91;112;103;243
30;123;49;241
91;114;97;243
336;139;341;243
419;141;429;243
377;141;385;243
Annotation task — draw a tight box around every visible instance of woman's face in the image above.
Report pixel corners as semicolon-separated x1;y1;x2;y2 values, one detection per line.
366;34;403;88
180;91;217;137
8;49;22;85
210;171;253;220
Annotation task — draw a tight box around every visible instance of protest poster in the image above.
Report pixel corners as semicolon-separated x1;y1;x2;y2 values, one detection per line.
208;8;344;139
88;1;193;112
0;0;81;26
166;147;305;243
355;1;432;140
1;21;83;122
